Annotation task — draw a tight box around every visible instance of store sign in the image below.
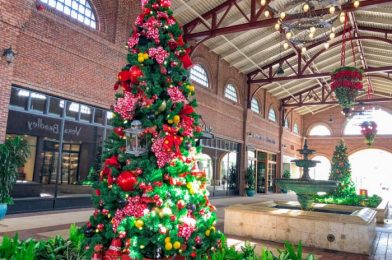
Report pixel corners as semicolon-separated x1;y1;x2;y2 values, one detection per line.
248;132;276;145
27;118;82;136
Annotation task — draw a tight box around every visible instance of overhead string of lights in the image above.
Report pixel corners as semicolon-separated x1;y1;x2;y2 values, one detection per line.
261;0;361;53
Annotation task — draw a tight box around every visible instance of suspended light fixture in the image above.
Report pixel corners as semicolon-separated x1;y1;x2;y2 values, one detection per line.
280;12;286;19
264;10;270;17
303;3;310;12
260;0;267;6
286;31;292;39
329;6;336;14
283;42;289;49
324;42;330;49
301;46;307;53
353;0;360;8
275;23;281;31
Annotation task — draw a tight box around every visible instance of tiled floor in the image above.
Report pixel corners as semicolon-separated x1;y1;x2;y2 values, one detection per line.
0;194;391;259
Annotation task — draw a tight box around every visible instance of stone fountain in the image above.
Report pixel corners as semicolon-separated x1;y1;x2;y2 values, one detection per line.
275;139;338;210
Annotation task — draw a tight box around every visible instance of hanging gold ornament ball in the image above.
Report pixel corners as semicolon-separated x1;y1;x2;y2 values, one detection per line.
165;242;173;250
138;56;144;63
165;237;171;244
143;53;149;60
135;219;144;228
186;182;192;189
189;188;195;195
173;241;181;250
168;119;174;124
205;229;211;237
173;115;180;124
210;226;216;232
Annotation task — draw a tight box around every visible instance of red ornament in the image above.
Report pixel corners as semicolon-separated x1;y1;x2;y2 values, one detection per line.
152;3;159;9
117;171;137;192
104;239;122;259
118;71;131;82
143;8;151;15
135;168;143;175
170;215;176;221
105;156;120;168
97;223;104;231
190;252;197;258
95;189;101;196
129;66;143;84
177;200;185;209
114;127;124;137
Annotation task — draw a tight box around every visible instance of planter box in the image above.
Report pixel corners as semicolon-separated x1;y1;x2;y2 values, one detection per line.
375;199;389;224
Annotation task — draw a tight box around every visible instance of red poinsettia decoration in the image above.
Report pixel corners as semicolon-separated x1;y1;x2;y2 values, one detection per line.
331;66;363;111
360;121;377;146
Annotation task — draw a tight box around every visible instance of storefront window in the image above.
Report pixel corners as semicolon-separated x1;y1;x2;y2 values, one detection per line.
65;101;80;119
6;86;113;211
94;108;105;125
10;88;29;108
29;92;47;112
49;97;63;116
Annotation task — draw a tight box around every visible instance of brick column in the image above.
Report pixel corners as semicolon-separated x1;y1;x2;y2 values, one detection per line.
0;0;34;142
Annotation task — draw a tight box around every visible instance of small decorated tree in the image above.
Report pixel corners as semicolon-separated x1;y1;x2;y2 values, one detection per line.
329;140;356;197
82;0;223;259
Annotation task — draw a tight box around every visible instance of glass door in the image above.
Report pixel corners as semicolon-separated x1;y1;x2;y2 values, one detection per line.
256;152;266;193
61;144;80;184
267;154;277;192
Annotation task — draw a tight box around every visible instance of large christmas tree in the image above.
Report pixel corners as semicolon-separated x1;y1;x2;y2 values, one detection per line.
83;0;223;258
329;140;356;197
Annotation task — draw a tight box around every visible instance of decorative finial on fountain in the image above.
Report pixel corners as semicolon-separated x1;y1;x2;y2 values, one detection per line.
303;138;308;149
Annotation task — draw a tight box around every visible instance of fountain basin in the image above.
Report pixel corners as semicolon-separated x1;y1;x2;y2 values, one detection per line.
224;200;376;255
291;159;319;168
276;179;339;209
276;179;339;194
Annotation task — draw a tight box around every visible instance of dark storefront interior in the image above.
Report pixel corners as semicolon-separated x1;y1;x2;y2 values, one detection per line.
6;86;113;213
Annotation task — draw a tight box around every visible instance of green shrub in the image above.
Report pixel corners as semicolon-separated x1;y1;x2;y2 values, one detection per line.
0;136;30;204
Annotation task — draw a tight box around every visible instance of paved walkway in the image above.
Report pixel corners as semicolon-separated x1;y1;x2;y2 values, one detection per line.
0;193;390;259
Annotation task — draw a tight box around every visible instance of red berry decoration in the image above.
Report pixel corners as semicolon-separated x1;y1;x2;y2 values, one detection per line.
170;215;176;221
129;66;143;84
117;171;137;192
160;0;171;8
95;189;101;196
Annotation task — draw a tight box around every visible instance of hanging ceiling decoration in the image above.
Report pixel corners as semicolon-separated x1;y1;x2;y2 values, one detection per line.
269;0;360;51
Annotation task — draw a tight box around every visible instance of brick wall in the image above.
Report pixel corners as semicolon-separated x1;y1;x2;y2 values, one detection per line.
0;0;305;178
303;105;392;159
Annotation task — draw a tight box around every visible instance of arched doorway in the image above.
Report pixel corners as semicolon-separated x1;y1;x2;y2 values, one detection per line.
196;153;213;185
310;155;331;181
349;149;392;200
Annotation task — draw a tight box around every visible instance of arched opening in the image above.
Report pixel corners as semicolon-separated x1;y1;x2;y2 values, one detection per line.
224;84;239;103
310;155;331;181
219;152;238;191
190;64;209;88
349;149;392;200
268;107;277;122
344;109;392;135
196;153;213;185
308;124;331;136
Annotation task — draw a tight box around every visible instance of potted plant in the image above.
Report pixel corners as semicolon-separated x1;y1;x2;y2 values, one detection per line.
245;166;255;197
0;136;30;220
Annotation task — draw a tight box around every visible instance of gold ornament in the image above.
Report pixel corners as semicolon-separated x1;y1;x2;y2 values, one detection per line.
135;219;144;228
173;241;181;249
165;242;173;250
143;53;149;60
186;85;195;92
168;119;174;124
205;230;210;237
165;237;171;243
173;115;180;124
